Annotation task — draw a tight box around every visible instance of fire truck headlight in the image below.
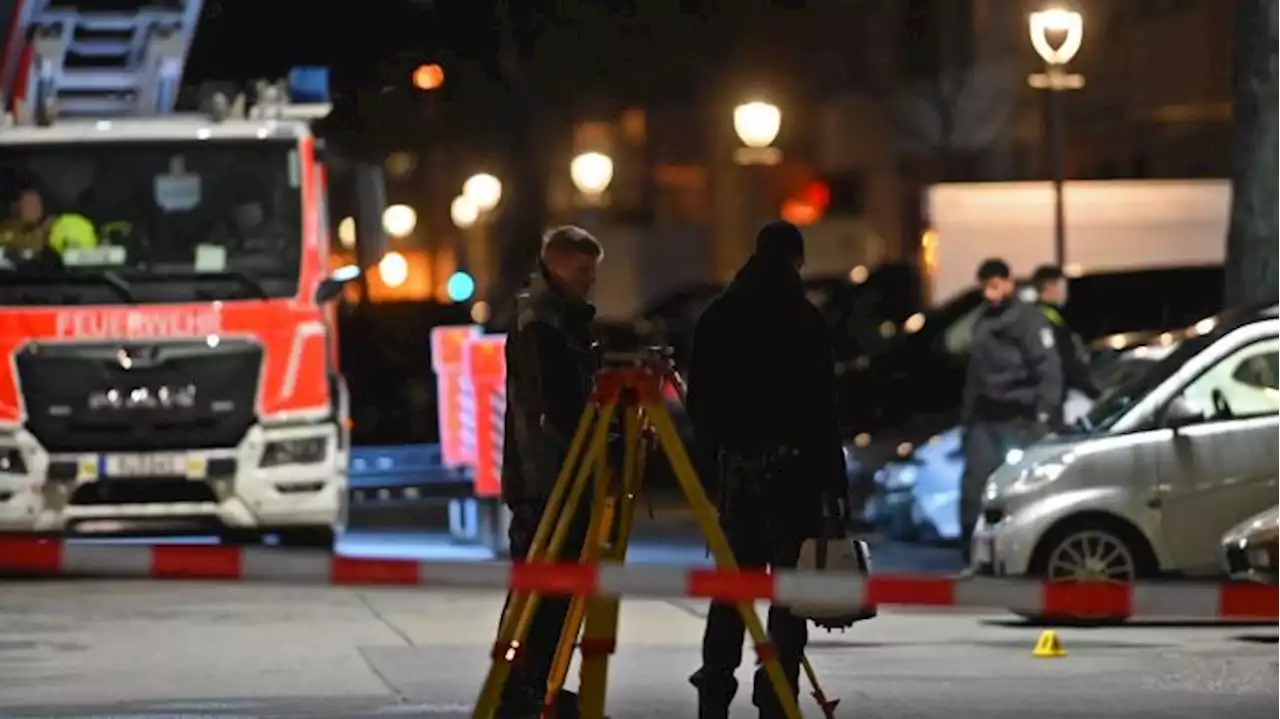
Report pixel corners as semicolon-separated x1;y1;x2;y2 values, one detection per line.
0;447;27;474
260;437;327;468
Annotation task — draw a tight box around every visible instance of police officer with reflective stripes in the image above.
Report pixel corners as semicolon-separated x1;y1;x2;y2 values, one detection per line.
686;221;846;719
1031;265;1100;420
959;259;1063;564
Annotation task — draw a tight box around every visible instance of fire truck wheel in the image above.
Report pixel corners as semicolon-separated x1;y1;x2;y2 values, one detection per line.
277;526;336;551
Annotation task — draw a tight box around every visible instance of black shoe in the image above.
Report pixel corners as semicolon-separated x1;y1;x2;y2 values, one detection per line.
551;689;581;719
690;669;736;719
495;684;542;719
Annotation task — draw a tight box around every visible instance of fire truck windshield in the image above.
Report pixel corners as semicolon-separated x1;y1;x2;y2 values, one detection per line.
0;138;303;305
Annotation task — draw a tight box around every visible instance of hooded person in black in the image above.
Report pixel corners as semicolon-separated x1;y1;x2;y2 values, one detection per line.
686;221;846;719
497;225;603;719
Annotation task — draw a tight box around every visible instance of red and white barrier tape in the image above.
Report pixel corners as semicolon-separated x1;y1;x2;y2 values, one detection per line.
1;538;1274;620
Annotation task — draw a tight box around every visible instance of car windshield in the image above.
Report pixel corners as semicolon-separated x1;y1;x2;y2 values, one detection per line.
1080;333;1216;432
0;139;303;304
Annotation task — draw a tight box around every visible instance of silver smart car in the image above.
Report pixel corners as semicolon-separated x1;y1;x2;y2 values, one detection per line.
972;304;1279;582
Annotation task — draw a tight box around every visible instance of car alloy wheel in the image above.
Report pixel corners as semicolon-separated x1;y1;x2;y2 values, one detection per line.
1046;529;1137;582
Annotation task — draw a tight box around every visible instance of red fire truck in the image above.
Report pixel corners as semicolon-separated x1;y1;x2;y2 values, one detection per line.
0;0;383;546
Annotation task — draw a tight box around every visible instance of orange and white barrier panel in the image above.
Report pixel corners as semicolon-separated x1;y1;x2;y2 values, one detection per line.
464;335;506;499
431;325;508;499
1;538;1274;621
429;324;480;469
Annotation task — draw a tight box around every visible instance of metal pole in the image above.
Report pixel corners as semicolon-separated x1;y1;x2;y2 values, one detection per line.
1048;85;1067;267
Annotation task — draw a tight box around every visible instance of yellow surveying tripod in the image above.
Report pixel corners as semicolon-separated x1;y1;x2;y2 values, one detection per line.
472;352;832;719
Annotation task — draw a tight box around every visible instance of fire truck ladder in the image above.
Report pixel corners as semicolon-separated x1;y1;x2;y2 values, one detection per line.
2;0;203;119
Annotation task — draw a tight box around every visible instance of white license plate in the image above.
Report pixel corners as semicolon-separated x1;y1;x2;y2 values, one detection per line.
972;535;993;565
103;453;188;477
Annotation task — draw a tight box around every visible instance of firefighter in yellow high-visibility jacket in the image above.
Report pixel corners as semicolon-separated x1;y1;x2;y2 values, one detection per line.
47;212;100;254
0;186;100;260
0;186;52;257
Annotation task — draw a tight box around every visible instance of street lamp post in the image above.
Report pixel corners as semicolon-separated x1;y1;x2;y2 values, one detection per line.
729;100;784;276
457;173;503;302
1028;7;1085;268
381;204;418;239
569;151;614;234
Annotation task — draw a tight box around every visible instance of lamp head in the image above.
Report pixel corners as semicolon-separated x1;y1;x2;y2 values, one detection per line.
1029;8;1084;66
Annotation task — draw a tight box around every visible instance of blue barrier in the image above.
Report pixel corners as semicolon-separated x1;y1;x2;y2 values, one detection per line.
348;444;473;502
346;444;508;549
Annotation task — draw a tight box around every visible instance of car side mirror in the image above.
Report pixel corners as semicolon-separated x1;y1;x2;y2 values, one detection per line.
316;264;362;304
1162;394;1205;429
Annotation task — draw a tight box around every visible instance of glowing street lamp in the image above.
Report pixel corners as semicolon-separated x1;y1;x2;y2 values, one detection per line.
1029;8;1084;67
451;194;479;230
1028;6;1085;268
733;101;781;149
732;100;782;165
379;251;409;288
337;216;356;249
381;204;417;238
462;173;502;212
570;151;614;199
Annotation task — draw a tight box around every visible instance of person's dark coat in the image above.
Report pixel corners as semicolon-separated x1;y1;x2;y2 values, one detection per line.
501;265;598;503
1039;302;1100;402
685;251;845;534
962;299;1064;425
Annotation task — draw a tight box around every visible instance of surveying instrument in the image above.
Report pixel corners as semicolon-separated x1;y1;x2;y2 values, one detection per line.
473;350;837;719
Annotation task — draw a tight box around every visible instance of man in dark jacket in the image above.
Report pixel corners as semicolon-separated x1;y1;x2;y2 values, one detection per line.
497;225;603;718
959;259;1063;563
686;221;846;719
1031;265;1100;420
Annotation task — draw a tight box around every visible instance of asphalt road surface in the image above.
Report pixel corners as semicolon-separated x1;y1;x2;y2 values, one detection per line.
1;531;1276;718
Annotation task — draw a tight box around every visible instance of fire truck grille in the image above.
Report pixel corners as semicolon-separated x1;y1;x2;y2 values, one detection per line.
17;339;262;452
70;479;218;506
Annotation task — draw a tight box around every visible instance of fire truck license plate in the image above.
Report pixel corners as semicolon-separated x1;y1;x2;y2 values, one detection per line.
104;453;187;477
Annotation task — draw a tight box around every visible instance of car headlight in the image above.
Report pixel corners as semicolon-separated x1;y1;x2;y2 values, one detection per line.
260;437;328;467
985;458;1068;502
0;447;26;474
1007;461;1067;496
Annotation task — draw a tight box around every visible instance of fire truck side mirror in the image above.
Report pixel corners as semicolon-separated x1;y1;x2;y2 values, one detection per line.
316;264;362;304
353;162;388;270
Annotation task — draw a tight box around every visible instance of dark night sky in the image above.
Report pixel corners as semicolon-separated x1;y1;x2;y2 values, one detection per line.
182;1;825;130
185;0;445;85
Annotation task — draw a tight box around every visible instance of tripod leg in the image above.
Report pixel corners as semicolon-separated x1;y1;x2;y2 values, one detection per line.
576;406;644;719
542;447;617;714
645;404;804;719
802;653;840;718
497;403;599;641
473;402;617;719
